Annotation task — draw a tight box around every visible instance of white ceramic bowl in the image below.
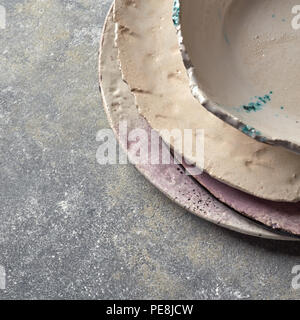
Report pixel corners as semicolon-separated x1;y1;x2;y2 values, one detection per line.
175;0;300;153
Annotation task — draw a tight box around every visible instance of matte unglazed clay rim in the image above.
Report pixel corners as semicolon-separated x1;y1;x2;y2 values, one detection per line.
174;0;300;154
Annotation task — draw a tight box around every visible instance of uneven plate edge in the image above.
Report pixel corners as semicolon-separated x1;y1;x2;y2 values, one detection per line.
98;3;296;241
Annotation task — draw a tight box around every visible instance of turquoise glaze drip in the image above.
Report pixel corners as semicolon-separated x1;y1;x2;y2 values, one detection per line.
173;0;180;26
241;92;273;113
241;125;261;138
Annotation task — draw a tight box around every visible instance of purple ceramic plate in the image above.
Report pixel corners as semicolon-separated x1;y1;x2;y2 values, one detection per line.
188;168;300;237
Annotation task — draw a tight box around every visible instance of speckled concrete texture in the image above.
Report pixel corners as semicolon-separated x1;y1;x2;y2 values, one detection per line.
0;0;300;300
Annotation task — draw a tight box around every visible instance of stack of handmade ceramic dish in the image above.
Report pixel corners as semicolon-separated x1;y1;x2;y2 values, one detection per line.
99;0;300;239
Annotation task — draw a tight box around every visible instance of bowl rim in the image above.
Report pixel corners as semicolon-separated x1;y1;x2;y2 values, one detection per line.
174;0;300;154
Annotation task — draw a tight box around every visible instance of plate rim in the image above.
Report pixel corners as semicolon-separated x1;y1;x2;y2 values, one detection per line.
98;3;297;242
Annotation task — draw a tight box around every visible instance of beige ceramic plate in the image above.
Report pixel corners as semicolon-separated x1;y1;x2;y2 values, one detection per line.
114;0;300;202
99;5;296;240
177;0;300;153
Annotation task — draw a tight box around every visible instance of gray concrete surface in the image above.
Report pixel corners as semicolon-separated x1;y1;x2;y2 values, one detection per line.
0;0;300;300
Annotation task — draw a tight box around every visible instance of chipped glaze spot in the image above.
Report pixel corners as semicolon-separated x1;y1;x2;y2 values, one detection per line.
172;0;180;26
241;125;261;138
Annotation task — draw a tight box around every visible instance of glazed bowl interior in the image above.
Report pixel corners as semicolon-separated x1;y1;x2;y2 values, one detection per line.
179;0;300;150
